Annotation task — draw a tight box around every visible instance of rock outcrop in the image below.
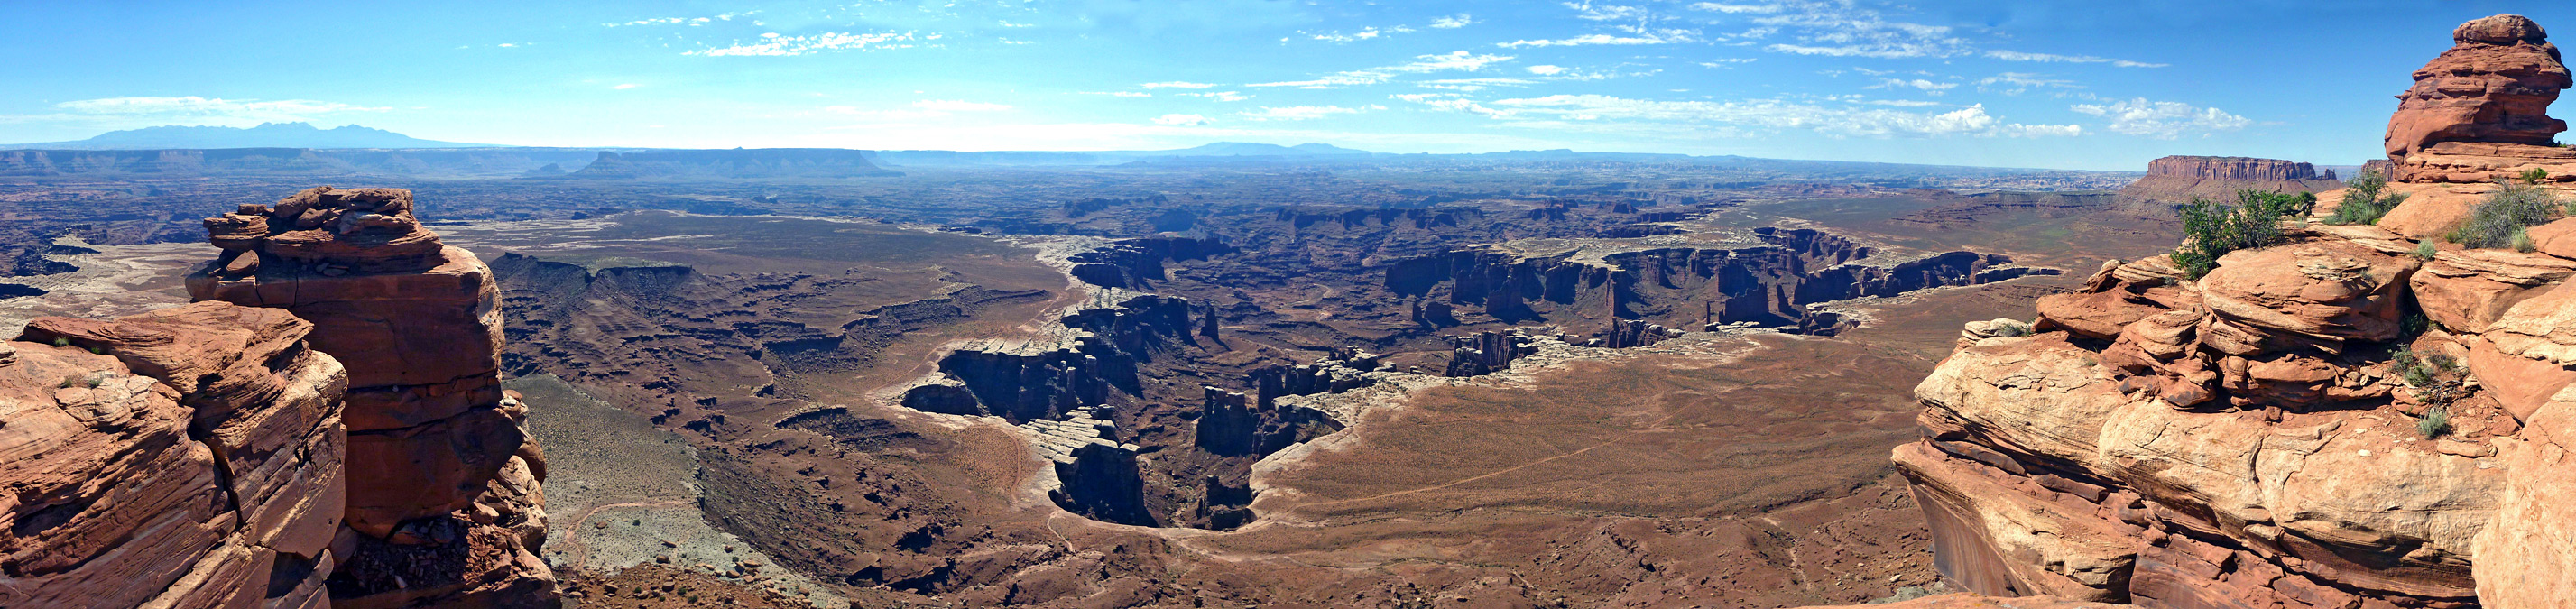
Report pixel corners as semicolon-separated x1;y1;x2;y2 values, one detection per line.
186;186;556;606
1903;17;2576;607
2117;156;2343;207
1;302;346;609
2386;14;2576;183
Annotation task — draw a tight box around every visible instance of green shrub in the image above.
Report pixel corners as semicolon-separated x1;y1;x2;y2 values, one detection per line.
2515;226;2538;252
1993;319;2032;337
2236;189;2317;217
2413;239;2439;260
2327;169;2408;226
2419;406;2451;439
2447;181;2561;248
2521;168;2551;184
51;337;69;347
59;374;82;389
2173;195;2290;280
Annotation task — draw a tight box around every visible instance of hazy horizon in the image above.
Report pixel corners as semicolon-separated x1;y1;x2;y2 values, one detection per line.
5;1;2568;171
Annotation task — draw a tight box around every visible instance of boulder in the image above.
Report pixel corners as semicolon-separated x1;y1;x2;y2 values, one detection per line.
2385;14;2571;157
2197;239;2420;348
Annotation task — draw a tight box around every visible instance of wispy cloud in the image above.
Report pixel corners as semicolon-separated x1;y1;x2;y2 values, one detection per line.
1430;14;1476;29
1306;25;1414;42
2069;97;2248;138
606;11;757;27
688;32;919;56
1978;72;2082;95
1180;91;1252;102
1081;91;1153;97
1499;32;1690;48
1141;81;1220;89
1984;50;2165;69
1250;51;1514;88
1866;78;1957;94
1239;105;1378;121
1402;93;2081;139
1153;114;1213;126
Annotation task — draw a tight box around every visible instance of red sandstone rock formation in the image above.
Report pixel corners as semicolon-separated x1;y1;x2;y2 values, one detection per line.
3;302;346;608
2385;14;2576;183
188;186;555;606
1898;17;2576;608
2116;156;2341;207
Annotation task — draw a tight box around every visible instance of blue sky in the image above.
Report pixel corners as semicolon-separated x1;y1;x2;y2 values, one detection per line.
1;1;2569;170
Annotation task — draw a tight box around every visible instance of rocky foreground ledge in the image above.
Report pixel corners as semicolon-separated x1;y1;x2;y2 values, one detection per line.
1897;14;2576;609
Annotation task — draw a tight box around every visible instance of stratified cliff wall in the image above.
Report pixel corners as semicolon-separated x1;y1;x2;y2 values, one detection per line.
1897;15;2576;609
188;187;557;607
2;303;348;608
1388;227;2050;333
2117;156;2343;207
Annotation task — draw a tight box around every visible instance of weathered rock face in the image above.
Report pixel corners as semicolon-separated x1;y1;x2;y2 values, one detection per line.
2385;14;2576;184
3;301;346;609
2117;156;2343;207
185;186;555;606
1906;164;2576;607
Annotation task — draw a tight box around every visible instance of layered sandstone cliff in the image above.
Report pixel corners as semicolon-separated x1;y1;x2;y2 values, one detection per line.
188;187;555;606
1897;14;2576;609
2118;156;2342;207
2;302;347;608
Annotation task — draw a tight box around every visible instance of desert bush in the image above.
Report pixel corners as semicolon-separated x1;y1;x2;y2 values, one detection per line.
2327;169;2408;226
2520;168;2550;184
2413;239;2439;260
2448;181;2562;248
1993;319;2032;337
2173;195;2289;280
51;336;69;347
2419;406;2451;439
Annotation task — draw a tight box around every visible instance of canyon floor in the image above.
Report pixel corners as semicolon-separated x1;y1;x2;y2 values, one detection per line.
0;162;2172;607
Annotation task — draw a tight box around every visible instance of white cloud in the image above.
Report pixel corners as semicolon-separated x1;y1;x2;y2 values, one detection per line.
1984;50;2165;69
1866;78;1957;94
1499;32;1690;48
1690;2;1782;13
1430;14;1475;29
1568;3;1652;21
1698;58;1758;68
51;96;391;125
1250;51;1514;88
1153;114;1213;126
1239;105;1373;121
1420;78;1539;91
689;32;915;56
1977;72;2081;95
1405;94;2079;139
1527;65;1568;75
2069;97;2250;138
1308;25;1414;42
1181;91;1252;102
1081;91;1153;97
913;99;1011;112
614;83;641;90
1141;81;1220;89
607;11;755;27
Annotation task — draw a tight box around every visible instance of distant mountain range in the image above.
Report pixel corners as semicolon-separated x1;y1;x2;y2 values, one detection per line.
1135;142;1371;156
0;122;505;150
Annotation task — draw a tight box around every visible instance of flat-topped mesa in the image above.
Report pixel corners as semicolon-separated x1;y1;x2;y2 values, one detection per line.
2147;156;2336;182
2385;14;2576;183
187;186;556;606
